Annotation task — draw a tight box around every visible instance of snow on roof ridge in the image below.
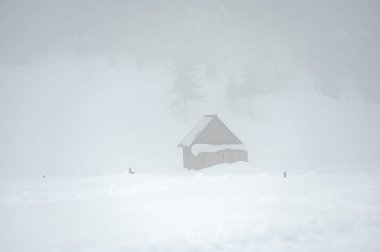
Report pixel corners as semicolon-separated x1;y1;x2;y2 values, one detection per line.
178;115;217;147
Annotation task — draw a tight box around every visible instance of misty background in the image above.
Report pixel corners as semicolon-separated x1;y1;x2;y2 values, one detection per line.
1;0;379;177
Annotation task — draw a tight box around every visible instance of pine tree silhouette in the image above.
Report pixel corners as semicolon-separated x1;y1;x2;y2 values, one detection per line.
240;69;257;119
240;67;270;119
169;61;204;122
225;74;239;112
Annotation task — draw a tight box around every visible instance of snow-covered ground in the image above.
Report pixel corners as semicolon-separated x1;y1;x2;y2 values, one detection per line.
1;163;380;252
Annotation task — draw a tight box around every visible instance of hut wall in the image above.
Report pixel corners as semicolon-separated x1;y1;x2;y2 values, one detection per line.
183;147;195;169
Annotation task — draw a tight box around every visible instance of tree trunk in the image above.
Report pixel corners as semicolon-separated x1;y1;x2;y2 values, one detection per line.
248;96;253;119
184;101;188;122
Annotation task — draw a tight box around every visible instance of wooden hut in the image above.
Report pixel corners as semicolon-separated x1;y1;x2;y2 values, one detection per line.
178;115;248;170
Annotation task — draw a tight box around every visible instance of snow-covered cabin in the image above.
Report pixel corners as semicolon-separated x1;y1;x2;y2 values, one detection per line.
178;115;248;170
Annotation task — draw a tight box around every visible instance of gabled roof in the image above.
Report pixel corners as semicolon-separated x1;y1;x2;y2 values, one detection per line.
178;115;244;147
178;115;215;147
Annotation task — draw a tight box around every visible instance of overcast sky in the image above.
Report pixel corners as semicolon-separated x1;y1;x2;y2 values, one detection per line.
1;0;379;101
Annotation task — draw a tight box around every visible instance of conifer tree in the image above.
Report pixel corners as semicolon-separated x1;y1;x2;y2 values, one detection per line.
240;67;270;119
169;61;204;122
240;70;256;118
225;74;239;112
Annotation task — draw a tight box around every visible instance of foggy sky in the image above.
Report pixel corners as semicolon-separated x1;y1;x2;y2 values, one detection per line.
1;0;379;102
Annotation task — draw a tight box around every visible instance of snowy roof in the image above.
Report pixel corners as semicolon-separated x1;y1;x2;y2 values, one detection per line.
178;115;216;147
178;115;245;148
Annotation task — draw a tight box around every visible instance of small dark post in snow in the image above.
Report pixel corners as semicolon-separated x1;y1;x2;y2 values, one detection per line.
283;171;287;178
128;168;135;174
42;175;46;179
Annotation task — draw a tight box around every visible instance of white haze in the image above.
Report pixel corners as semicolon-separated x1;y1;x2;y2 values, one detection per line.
0;0;380;177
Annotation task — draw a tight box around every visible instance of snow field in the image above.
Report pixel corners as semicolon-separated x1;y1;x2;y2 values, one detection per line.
1;165;380;252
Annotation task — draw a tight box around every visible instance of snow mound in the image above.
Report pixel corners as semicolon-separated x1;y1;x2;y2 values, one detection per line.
188;161;256;175
191;144;247;156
